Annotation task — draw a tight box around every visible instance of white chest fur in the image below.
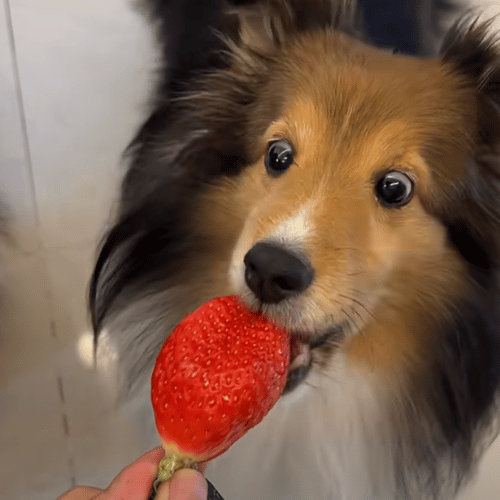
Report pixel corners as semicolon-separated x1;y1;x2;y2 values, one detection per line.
206;354;395;500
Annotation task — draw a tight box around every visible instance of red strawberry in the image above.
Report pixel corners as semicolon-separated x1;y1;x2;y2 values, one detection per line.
151;295;290;469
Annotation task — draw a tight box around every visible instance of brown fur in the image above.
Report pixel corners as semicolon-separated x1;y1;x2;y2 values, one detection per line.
196;28;477;377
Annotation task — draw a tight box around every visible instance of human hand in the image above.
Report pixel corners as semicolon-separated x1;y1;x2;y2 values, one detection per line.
57;447;208;500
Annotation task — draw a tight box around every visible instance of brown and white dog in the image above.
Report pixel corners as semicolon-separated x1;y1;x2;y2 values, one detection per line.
90;1;500;498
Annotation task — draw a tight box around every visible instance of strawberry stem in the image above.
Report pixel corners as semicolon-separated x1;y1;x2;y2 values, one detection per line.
152;454;199;492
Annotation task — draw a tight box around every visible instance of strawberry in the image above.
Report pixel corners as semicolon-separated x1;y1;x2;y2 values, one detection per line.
151;295;290;481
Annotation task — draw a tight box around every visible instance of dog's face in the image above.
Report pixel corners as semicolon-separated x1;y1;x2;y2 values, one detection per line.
90;1;500;415
192;27;498;388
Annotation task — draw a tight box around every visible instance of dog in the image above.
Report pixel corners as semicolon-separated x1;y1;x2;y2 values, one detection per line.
89;1;500;498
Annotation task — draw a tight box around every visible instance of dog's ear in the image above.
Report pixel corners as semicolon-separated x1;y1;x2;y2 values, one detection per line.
441;17;500;149
222;0;358;52
438;18;500;266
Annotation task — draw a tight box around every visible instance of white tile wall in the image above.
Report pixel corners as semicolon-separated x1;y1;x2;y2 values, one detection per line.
9;0;157;250
0;1;498;499
0;0;39;253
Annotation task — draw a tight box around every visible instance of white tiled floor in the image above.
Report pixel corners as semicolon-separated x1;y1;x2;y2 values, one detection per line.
0;1;499;499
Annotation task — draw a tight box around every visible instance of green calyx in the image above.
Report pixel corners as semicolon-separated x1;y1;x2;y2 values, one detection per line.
153;454;199;492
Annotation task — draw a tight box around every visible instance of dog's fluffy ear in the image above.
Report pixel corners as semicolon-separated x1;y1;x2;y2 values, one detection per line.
222;0;358;52
441;17;500;149
438;18;500;265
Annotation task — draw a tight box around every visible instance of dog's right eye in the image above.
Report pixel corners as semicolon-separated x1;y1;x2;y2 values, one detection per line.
265;140;294;174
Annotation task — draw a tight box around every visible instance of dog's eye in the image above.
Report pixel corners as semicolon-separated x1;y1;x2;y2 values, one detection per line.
375;171;414;207
265;140;294;174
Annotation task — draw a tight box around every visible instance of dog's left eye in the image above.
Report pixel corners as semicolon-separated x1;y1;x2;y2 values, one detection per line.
375;171;414;207
265;140;294;174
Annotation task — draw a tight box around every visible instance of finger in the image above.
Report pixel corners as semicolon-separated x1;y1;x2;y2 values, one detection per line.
56;485;103;500
155;481;170;499
131;446;166;468
167;469;208;500
96;447;165;500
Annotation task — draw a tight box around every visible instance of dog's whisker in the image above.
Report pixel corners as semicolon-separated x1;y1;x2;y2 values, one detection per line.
338;293;377;323
348;303;365;325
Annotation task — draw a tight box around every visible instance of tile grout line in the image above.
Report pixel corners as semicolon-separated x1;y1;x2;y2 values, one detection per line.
57;373;77;488
3;0;40;227
48;287;77;488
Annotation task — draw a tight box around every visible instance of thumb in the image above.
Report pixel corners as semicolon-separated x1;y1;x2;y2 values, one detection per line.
96;447;164;500
156;469;208;500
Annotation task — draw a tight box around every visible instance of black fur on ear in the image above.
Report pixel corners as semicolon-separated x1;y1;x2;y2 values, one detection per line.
135;0;458;97
441;14;500;92
135;1;363;92
135;0;227;95
221;0;362;52
438;16;500;263
441;15;500;144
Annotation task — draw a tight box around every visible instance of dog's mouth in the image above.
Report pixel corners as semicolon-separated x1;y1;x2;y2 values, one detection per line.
283;328;342;394
241;296;343;393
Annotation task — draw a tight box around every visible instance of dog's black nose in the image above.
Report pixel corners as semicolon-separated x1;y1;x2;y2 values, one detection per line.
243;243;314;303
